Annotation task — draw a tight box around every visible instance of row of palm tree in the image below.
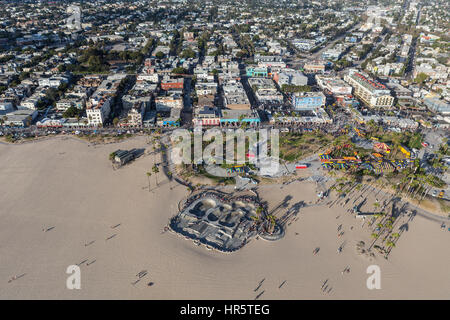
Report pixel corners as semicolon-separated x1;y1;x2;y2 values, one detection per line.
146;163;160;193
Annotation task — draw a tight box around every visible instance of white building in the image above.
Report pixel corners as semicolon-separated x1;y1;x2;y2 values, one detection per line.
344;70;394;108
86;95;111;126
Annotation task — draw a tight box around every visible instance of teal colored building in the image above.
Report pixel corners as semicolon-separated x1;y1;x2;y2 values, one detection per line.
246;67;268;77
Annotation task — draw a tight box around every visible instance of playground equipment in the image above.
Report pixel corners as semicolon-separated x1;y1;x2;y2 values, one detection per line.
319;143;412;174
399;145;411;158
373;142;391;154
226;165;245;174
354;127;365;138
372;153;383;158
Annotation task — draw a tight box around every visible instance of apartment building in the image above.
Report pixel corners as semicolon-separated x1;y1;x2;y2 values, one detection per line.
137;73;159;83
155;94;183;112
86;95;111;126
55;97;85;112
161;77;184;91
126;102;146;126
344;71;394;108
122;95;152;111
195;82;218;96
38;76;69;88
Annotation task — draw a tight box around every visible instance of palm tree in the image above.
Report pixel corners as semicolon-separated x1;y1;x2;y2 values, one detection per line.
146;172;152;192
152;164;159;186
386;240;395;248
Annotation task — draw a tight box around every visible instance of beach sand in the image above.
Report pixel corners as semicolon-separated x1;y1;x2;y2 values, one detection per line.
0;136;449;299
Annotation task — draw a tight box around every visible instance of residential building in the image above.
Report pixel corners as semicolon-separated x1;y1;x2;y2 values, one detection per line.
155;94;183;112
86;95;111;126
125;102;146;126
344;70;394;108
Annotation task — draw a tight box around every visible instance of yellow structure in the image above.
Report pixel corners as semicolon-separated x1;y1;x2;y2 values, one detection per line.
399;145;411;158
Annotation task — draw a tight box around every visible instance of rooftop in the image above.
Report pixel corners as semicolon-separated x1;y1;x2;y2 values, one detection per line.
349;72;388;92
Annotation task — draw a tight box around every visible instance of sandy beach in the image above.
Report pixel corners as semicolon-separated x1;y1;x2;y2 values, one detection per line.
0;136;449;299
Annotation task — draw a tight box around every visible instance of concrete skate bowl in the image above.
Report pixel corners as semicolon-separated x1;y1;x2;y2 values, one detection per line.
189;199;216;218
207;212;219;222
218;210;243;228
233;201;255;210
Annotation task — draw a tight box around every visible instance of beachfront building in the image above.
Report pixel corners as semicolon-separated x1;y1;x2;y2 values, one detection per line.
1;109;38;127
192;106;221;126
344;70;394;108
86;95;111;126
156;108;181;127
292;92;326;111
124;102;146;126
268;108;332;125
220;109;260;126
